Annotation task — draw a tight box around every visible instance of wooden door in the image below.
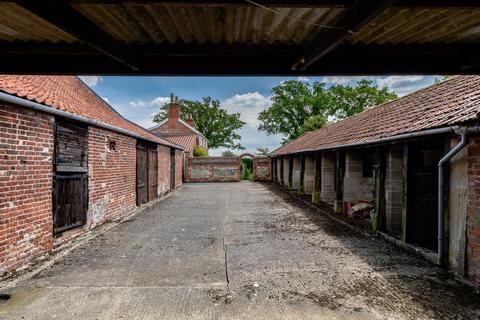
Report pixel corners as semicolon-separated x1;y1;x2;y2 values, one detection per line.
53;120;88;235
148;146;158;202
136;142;148;205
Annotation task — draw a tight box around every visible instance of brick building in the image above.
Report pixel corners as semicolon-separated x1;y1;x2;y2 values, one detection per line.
149;95;208;156
270;76;480;283
0;76;184;275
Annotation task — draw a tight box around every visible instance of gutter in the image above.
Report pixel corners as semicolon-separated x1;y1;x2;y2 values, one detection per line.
438;125;480;266
270;126;461;157
0;91;183;150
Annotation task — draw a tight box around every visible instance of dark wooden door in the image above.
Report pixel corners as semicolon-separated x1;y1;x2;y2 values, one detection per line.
136;142;148;205
148;147;158;202
170;148;176;191
53;173;87;233
407;140;443;251
53;120;88;235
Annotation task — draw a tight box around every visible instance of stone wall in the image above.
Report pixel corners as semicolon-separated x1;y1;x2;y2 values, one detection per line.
343;150;374;202
304;155;315;195
185;157;240;182
321;152;336;203
385;145;404;237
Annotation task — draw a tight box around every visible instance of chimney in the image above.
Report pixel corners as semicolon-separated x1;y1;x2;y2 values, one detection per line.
185;113;195;128
168;93;181;121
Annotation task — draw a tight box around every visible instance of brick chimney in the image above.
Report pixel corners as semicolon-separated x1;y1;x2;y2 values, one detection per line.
185;113;195;128
168;93;181;121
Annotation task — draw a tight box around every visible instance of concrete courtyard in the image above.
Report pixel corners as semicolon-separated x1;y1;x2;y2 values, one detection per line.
1;182;480;319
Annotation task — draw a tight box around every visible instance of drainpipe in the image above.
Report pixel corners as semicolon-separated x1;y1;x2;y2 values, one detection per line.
438;126;480;266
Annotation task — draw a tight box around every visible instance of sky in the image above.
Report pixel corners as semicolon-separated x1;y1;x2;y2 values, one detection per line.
79;75;439;155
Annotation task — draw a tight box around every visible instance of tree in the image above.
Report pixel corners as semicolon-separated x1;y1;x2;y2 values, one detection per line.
255;147;270;156
193;145;208;157
153;97;246;150
221;150;236;157
258;80;397;142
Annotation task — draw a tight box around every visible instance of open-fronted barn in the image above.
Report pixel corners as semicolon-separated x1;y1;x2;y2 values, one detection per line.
0;75;184;274
270;76;480;283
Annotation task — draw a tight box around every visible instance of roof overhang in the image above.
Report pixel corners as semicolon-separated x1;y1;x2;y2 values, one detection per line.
2;1;480;75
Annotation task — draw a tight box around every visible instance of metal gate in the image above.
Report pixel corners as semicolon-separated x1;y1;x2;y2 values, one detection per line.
136;140;158;205
53;120;88;235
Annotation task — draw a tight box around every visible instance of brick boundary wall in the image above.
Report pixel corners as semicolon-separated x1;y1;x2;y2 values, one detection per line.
185;157;240;182
87;126;137;229
467;136;480;283
253;156;271;181
0;103;55;273
175;149;183;187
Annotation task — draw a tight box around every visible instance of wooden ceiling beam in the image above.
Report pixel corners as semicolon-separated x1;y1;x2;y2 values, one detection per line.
14;0;138;70
293;0;398;71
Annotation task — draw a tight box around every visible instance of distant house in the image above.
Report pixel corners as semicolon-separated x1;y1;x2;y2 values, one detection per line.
149;95;208;157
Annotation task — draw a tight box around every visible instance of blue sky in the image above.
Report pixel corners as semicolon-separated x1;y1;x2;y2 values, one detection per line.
80;75;439;155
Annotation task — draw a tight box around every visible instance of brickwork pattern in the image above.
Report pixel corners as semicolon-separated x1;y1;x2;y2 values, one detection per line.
253;157;271;182
467;137;480;283
157;146;171;195
0;104;54;273
87;126;136;228
186;157;240;182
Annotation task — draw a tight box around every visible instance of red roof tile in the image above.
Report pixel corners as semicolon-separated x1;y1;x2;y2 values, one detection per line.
272;76;480;156
0;75;183;149
160;134;198;153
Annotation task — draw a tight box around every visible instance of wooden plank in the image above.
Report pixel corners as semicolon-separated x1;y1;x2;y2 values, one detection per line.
53;173;87;233
334;151;345;214
148;146;158;202
136;141;149;205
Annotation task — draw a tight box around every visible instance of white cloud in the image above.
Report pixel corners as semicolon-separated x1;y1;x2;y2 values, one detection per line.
297;76;310;82
321;76;370;86
151;96;170;107
222;92;272;127
79;76;103;87
376;76;426;96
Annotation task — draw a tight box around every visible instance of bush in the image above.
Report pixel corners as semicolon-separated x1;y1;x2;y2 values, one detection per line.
193;145;208;157
240;158;253;180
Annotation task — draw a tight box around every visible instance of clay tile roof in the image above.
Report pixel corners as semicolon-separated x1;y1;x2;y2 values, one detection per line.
159;134;198;153
0;75;183;149
272;76;480;156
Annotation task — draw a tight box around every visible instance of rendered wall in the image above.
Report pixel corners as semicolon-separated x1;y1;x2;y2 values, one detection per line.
343;150;374;202
304;155;315;195
321;152;336;203
292;156;301;189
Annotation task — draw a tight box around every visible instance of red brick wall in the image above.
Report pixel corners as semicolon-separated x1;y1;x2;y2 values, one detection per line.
253;157;271;181
0;104;54;273
158;145;170;195
467;136;480;283
185;157;240;182
175;149;183;187
87;127;136;228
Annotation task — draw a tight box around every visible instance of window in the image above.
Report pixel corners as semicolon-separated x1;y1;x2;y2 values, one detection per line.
108;139;117;151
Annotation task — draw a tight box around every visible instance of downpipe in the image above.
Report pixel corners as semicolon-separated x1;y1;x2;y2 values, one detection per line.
438;126;480;266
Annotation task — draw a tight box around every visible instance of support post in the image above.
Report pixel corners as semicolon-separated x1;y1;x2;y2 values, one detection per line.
402;143;409;242
312;153;321;203
288;156;294;189
373;147;386;231
272;158;277;182
298;154;305;196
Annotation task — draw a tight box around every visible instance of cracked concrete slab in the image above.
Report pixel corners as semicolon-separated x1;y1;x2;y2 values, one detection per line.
1;182;480;319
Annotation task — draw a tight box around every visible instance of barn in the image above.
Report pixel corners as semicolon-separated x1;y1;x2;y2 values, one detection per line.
0;75;184;274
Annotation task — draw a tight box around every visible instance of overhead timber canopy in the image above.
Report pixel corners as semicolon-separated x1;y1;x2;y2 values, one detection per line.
2;1;480;75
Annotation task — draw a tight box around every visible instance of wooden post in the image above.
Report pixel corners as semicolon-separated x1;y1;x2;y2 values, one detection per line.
373;147;386;231
272;158;277;182
279;156;284;186
334;151;345;214
288;156;294;189
298;154;305;196
312;153;321;203
402;143;409;242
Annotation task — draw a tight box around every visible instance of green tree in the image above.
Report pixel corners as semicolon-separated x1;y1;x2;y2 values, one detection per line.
221;150;237;157
258;80;397;142
153;97;246;150
255;147;271;156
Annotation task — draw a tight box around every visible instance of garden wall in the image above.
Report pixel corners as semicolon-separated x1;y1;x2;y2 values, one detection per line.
185;157;240;182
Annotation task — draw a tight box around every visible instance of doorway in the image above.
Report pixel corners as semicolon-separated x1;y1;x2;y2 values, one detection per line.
406;139;444;251
136;140;159;206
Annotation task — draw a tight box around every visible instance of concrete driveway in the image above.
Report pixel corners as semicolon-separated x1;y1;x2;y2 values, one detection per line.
1;182;480;319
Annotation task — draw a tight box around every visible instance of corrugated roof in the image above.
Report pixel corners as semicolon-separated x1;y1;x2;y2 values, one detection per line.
159;134;198;153
0;75;182;149
272;76;480;156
